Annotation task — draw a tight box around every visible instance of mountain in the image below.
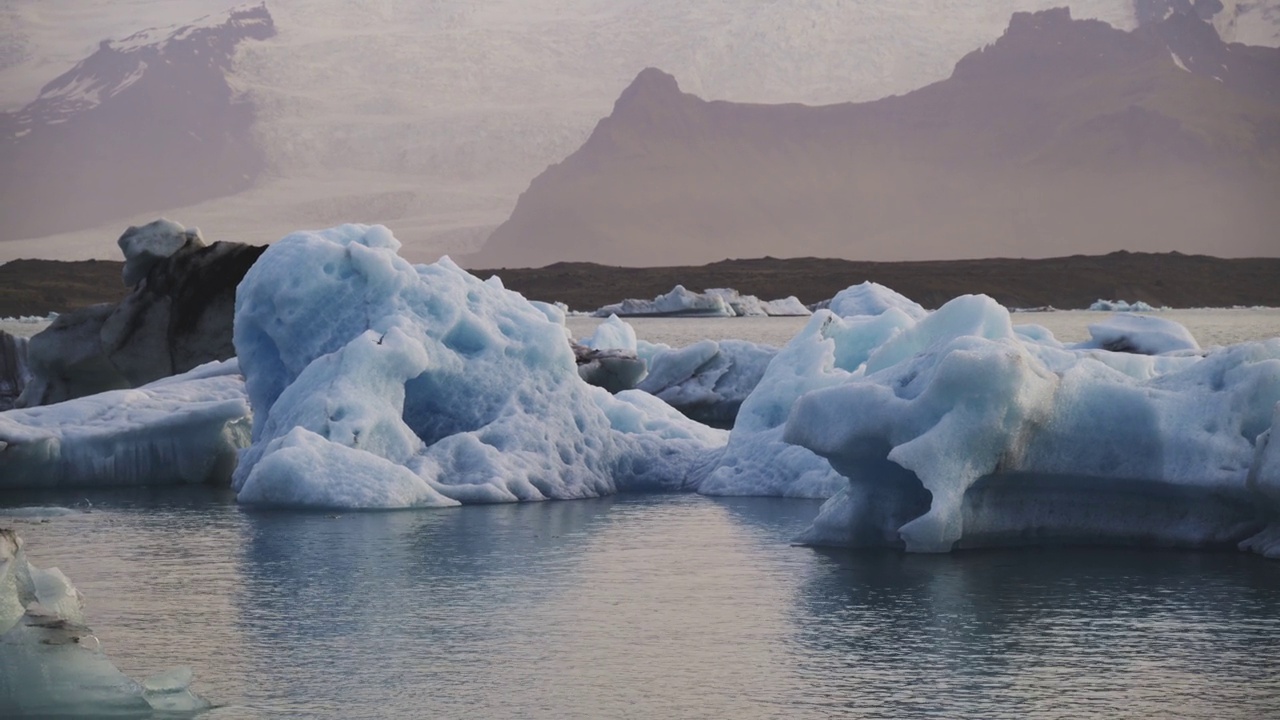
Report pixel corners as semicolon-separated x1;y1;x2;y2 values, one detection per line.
1;1;1277;261
0;4;274;242
0;0;1151;261
470;9;1280;267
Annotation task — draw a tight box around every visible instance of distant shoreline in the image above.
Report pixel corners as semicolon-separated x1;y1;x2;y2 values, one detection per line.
2;251;1279;318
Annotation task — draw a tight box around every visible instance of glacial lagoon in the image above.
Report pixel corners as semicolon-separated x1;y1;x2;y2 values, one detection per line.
4;310;1280;718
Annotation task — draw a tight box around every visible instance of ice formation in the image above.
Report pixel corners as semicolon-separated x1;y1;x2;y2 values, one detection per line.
1073;313;1201;355
0;331;30;411
0;529;207;715
704;289;811;317
573;316;647;392
776;294;1280;555
636;338;779;428
1088;299;1163;312
822;281;928;320
0;359;250;489
700;304;919;499
116;218;204;286
593;286;809;318
231;225;725;508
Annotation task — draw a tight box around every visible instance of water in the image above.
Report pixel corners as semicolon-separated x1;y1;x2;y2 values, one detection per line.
6;489;1280;719
5;310;1280;717
566;307;1280;348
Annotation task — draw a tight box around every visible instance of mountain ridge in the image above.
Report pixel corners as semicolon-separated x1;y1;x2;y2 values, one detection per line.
471;9;1280;268
0;4;275;242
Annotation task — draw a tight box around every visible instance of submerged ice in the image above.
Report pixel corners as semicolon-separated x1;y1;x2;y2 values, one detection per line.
232;225;724;508
0;529;207;716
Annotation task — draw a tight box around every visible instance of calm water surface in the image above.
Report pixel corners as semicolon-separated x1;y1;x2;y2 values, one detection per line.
5;489;1280;719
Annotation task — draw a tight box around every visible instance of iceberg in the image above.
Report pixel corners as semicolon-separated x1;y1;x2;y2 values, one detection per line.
232;224;725;509
116;218;205;287
0;359;250;489
1073;313;1201;355
636;338;778;428
593;285;809;318
779;294;1280;555
0;529;207;716
1088;299;1163;312
0;331;30;411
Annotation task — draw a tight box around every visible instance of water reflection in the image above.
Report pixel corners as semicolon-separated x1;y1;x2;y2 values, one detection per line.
789;547;1280;719
5;491;1279;719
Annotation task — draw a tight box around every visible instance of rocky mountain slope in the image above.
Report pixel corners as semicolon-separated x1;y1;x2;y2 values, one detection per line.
473;9;1280;267
0;0;1195;262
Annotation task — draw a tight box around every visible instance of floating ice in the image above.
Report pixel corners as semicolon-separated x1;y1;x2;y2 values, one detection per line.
699;305;918;498
1073;313;1201;355
822;281;928;320
776;294;1280;555
594;285;735;317
1089;299;1163;312
117;218;205;287
594;285;808;318
0;529;208;716
0;359;250;489
232;225;725;509
704;288;811;317
637;338;778;428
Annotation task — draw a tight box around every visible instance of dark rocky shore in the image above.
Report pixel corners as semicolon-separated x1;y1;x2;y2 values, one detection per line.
3;251;1279;317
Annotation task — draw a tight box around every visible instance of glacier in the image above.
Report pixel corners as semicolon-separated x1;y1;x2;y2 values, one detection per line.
0;359;250;489
0;528;207;716
231;224;725;508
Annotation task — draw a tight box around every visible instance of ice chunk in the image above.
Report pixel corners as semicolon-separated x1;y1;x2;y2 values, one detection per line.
232;225;725;509
0;529;208;716
595;285;736;317
1088;299;1162;312
581;314;639;352
637;339;777;428
781;295;1280;555
1074;313;1201;355
117;218;205;287
704;288;811;317
0;359;250;489
699;307;917;498
824;281;927;320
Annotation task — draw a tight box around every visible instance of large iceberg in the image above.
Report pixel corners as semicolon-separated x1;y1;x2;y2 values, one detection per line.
231;225;725;508
779;294;1280;555
0;359;250;490
0;529;207;715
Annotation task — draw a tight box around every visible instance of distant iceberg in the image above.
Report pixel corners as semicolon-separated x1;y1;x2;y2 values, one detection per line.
594;285;810;318
0;529;208;715
1089;299;1165;312
231;225;725;509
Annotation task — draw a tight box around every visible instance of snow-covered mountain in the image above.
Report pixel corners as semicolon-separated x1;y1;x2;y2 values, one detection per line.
0;3;274;243
1;1;1277;261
